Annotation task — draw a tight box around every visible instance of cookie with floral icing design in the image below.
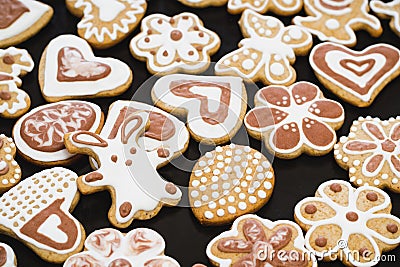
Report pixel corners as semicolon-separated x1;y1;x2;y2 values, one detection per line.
189;144;275;225
0;134;21;194
0;242;16;266
295;179;400;266
335;116;400;192
178;0;227;8
0;0;53;48
64;228;181;267
215;9;312;86
371;0;400;37
64;110;183;228
0;47;34;119
13;100;104;166
227;0;303;15
293;0;382;47
245;81;345;159
66;0;147;49
207;214;317;267
310;42;400;107
130;12;220;75
0;167;85;263
39;34;132;102
152;74;247;145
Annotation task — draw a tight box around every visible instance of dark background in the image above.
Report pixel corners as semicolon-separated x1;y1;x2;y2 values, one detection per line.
0;0;399;266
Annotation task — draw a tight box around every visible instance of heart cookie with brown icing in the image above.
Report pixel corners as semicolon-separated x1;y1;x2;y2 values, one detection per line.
39;34;132;102
310;42;400;107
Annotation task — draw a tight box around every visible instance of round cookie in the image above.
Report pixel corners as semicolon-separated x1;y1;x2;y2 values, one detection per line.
189;144;275;225
0;134;21;194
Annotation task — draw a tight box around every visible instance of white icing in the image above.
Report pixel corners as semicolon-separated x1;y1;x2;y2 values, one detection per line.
0;79;29;115
152;74;246;142
370;0;400;35
70;0;146;42
0;243;16;267
13;100;102;163
227;0;302;14
294;180;400;266
215;10;312;85
0;167;82;254
42;35;132;99
325;18;340;29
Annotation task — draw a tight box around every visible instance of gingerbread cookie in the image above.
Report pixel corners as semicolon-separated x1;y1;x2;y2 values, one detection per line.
215;9;312;86
294;180;400;266
310;42;400;107
0;0;53;48
334;116;400;193
0;242;16;266
0;167;85;263
189;144;275;225
0;47;34;119
293;0;382;47
64;110;184;228
227;0;303;15
178;0;227;8
245;82;345;159
371;0;400;37
13;100;103;166
130;12;221;75
64;228;180;267
66;0;147;49
39;34;133;102
0;135;21;194
207;214;316;267
152;74;247;145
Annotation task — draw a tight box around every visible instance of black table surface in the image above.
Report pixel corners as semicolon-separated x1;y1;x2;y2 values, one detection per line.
0;0;399;266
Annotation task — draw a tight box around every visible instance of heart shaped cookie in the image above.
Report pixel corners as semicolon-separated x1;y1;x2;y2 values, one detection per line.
310;42;400;107
39;34;132;102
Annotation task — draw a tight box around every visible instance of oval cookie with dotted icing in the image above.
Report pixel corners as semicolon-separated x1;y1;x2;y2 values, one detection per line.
189;144;275;225
0;134;21;193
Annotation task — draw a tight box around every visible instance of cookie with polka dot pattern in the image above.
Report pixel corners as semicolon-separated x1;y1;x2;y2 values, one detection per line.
0;134;21;194
189;144;275;225
335;116;400;193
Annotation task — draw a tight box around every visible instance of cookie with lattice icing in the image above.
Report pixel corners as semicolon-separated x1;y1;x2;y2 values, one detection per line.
295;179;400;266
39;34;133;102
66;0;147;49
0;134;21;194
0;0;53;48
0;167;85;263
0;242;16;266
64;228;180;267
371;0;400;37
189;144;275;225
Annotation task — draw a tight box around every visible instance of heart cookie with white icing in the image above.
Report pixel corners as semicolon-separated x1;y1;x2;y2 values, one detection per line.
0;0;53;48
39;34;133;102
310;42;400;107
152;74;247;145
66;0;147;49
0;167;85;263
0;134;21;194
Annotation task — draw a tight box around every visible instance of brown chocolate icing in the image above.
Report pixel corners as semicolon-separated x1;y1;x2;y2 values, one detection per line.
345;141;377;151
366;123;385;140
169;80;231;125
329;183;342;192
85;172;103;183
0;0;29;29
346;211;359;222
0;74;13;81
72;131;108;148
366;155;384;173
111;155;118;163
387;223;399;234
0;90;11;101
2;54;15;65
340;59;374;76
305;204;317;214
157;147;170;158
119;202;132;218
165;182;177;194
108;259;132;267
0;161;9;175
315;236;327;247
366;192;378;202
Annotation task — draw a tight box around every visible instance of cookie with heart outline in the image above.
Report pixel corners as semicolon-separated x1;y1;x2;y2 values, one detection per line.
310;42;400;107
0;242;17;266
370;0;400;37
66;0;147;49
0;134;21;194
39;34;133;102
0;0;53;48
0;167;85;263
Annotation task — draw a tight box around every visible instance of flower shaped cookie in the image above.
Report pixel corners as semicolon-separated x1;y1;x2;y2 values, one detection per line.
371;0;400;37
207;214;316;267
64;228;180;267
295;180;400;266
130;12;220;74
335;116;400;192
245;82;344;159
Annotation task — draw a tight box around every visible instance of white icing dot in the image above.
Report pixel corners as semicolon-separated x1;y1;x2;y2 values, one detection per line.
199;161;206;167
225;166;232;173
194;200;202;207
254;22;261;28
15;168;21;174
225;158;231;164
234;187;241;193
251;53;258;60
217;209;225;216
252;17;258;23
216;162;224;169
252;159;259;165
258;190;267;198
255;152;262;159
211;184;218;190
258;28;265;34
200;177;207;183
283;35;290;42
257;173;264;179
219;198;226;205
234;156;241;162
238;202;247;210
246;175;253;181
349;167;356;174
264;181;272;189
266;172;273;179
204;211;214;219
382;174;388;179
217;155;223;161
289;28;302;39
350;176;356;182
213;169;220;175
243;49;250;56
253;181;261;188
248;188;255;194
265;30;272;36
267;19;278;28
5;155;11;161
207;159;214;165
357;179;363;185
223;183;230;189
208;201;217;209
246;168;253;174
216;146;223;152
11;161;17;166
392;178;399;184
235;149;243;155
353;160;360;166
4;147;11;153
256;166;263;172
10;178;15;183
191;190;199;197
242;161;249;168
224;60;231;65
336;154;343;160
201;195;208;201
228;206;236;214
226;150;232;156
241;181;248;187
2;179;8;185
239;193;246;200
194;170;202;177
374;179;380;186
249;196;257;203
199;185;206;191
343;157;349;163
212;176;218;182
244;146;251;152
205;152;213;158
232;55;239;62
228;196;235;202
192;180;200;187
325;18;340;30
212;192;219;199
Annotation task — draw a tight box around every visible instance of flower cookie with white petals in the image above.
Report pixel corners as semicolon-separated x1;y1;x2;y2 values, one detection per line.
0;134;21;194
64;106;187;228
0;167;85;263
64;228;180;267
335;116;400;192
245;82;344;159
371;0;400;37
0;47;34;119
130;12;220;75
0;242;16;266
295;180;400;267
66;0;147;49
0;0;53;48
207;214;316;267
215;9;312;86
293;0;382;47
